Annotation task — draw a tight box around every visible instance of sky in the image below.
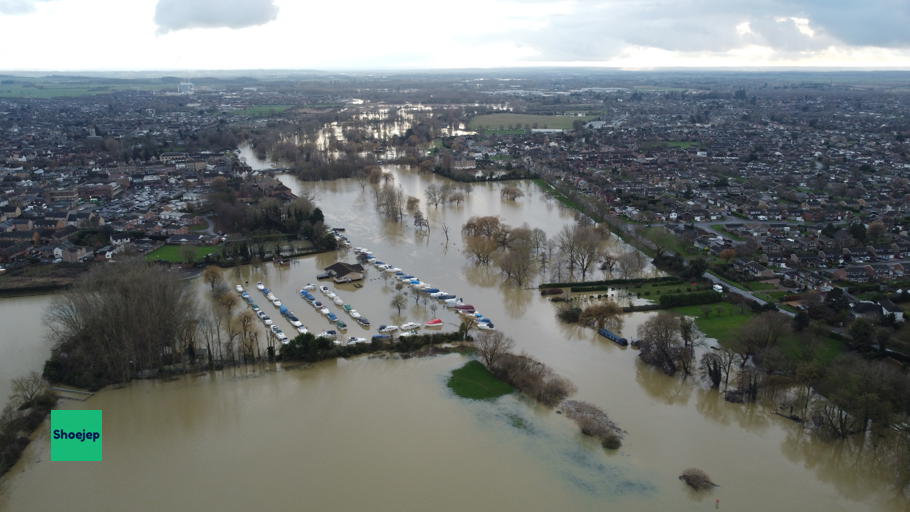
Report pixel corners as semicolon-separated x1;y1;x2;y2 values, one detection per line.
1;0;909;71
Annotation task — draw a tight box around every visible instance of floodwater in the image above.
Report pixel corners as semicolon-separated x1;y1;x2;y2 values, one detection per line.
0;163;907;511
0;294;53;408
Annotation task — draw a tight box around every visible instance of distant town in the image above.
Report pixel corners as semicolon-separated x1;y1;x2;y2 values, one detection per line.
2;72;910;323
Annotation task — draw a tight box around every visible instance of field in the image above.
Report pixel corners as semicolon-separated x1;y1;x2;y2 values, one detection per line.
145;244;222;263
664;141;699;149
447;361;513;400
0;80;172;98
469;114;593;132
631;281;711;298
639;226;703;259
671;302;752;343
671;302;844;364
533;179;584;211
237;105;293;118
711;224;744;241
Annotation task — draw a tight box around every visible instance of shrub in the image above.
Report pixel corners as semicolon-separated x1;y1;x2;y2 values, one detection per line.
557;306;582;323
562;400;624;449
602;433;622;450
493;353;575;407
679;468;716;491
658;291;722;307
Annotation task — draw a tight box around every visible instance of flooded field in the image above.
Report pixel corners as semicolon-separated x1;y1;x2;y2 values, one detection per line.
0;163;906;511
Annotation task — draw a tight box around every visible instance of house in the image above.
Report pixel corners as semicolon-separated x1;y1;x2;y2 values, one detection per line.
53;242;88;263
879;298;905;323
852;301;883;321
323;262;364;283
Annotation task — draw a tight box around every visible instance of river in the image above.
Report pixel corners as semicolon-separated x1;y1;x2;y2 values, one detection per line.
0;160;906;511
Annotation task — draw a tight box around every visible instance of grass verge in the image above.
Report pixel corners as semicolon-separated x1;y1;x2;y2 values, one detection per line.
145;244;222;263
447;360;513;400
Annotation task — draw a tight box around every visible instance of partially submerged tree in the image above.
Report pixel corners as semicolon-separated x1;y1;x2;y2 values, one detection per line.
475;331;515;369
679;468;717;491
579;301;623;330
202;265;224;291
637;312;690;376
44;259;198;389
390;293;407;316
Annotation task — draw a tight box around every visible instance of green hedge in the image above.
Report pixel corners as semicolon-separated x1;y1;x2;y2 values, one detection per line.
540;276;680;289
658;291;723;307
279;331;470;362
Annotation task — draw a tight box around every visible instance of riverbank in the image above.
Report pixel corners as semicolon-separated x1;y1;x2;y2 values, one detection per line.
0;263;88;296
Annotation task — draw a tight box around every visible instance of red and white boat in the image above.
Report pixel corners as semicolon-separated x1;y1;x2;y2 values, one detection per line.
424;318;443;327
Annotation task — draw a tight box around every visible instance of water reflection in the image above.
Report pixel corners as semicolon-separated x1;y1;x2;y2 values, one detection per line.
634;361;694;407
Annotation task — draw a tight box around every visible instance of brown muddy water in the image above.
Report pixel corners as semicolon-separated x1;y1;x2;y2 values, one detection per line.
0;162;906;511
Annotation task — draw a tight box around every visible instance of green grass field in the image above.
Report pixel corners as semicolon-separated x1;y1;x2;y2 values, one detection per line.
447;361;513;400
469;114;592;132
664;141;699;149
145;245;222;263
671;302;844;364
631;281;710;297
639;226;704;259
711;224;744;241
237;105;292;118
671;302;752;343
0;82;172;98
532;179;584;211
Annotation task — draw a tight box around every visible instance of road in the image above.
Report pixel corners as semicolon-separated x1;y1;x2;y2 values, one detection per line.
703;271;796;318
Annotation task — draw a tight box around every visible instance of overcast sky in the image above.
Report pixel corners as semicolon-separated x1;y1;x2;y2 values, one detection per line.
1;0;909;71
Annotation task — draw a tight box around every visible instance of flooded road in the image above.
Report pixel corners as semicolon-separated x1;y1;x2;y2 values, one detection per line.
0;163;907;511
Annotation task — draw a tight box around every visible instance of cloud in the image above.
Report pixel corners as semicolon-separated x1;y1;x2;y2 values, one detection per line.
0;0;56;15
154;0;278;33
501;0;910;62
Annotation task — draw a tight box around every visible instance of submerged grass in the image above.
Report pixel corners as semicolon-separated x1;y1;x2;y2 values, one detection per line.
447;360;513;400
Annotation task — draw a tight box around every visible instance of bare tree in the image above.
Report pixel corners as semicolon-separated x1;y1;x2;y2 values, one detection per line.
426;184;441;208
476;331;515;369
202;265;224;291
391;293;407;315
501;185;524;201
45;259;198;388
637;312;686;375
617;250;646;279
579;301;623;330
10;372;48;406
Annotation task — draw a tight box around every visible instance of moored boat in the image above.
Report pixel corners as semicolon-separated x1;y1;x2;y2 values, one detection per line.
235;284;244;293
256;282;265;290
425;318;443;327
378;324;398;333
400;322;420;331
